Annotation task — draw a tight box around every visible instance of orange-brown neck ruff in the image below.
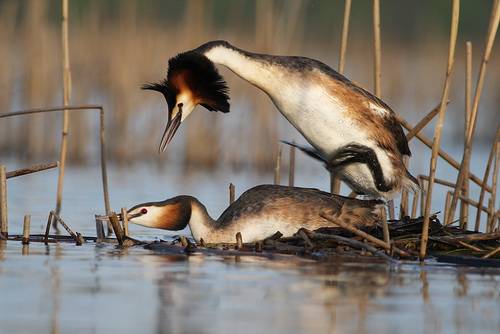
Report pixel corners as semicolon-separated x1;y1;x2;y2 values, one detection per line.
154;201;191;230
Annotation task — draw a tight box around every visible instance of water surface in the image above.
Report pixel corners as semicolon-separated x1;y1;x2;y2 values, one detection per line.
0;161;499;333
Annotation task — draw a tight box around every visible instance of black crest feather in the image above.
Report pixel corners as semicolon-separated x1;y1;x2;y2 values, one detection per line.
141;79;176;111
167;51;230;113
142;51;230;114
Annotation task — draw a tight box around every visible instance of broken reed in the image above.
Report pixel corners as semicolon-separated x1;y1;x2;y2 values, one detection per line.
121;207;129;237
421;0;460;260
0;106;111;216
22;215;30;244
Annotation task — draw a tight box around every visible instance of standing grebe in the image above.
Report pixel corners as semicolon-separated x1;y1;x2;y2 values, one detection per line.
126;185;383;243
142;40;418;199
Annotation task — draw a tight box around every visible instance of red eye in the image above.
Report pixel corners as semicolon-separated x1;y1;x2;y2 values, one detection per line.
141;208;148;214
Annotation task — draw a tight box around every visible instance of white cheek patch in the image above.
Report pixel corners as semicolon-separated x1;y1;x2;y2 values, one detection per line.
130;207;162;228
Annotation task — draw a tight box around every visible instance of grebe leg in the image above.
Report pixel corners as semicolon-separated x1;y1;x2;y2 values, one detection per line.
327;144;391;193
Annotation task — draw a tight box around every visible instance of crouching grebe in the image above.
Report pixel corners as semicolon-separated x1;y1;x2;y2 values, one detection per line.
126;185;383;243
142;40;418;199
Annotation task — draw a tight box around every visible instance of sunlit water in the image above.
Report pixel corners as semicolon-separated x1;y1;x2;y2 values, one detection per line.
0;153;499;333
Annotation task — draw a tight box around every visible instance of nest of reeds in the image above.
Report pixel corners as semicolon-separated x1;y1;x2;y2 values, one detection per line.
142;215;500;267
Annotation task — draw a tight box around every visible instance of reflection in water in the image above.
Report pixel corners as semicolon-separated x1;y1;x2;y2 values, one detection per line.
0;243;499;334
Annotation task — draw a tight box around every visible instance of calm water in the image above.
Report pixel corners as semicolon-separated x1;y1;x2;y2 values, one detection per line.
0;158;499;333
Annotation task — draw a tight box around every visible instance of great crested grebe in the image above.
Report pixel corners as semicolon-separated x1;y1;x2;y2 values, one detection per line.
126;185;383;243
142;40;418;199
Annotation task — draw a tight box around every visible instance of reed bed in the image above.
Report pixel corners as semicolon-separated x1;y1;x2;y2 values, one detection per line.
0;1;498;264
0;1;497;168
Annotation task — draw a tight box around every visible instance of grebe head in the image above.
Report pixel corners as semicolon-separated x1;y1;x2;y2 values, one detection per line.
127;196;192;230
142;51;230;153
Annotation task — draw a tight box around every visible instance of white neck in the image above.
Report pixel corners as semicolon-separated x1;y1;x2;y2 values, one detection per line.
203;45;276;92
187;201;217;242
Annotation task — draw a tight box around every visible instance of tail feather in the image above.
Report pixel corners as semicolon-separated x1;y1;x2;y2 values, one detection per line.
280;140;326;163
404;170;420;193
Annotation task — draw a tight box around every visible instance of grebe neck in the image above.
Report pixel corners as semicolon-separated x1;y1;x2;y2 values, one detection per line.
187;199;217;242
200;43;275;92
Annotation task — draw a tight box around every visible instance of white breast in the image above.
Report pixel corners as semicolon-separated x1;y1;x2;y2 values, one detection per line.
267;79;396;196
270;82;371;153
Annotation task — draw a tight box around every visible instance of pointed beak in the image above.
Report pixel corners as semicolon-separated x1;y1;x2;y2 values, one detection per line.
96;210;142;222
159;109;182;153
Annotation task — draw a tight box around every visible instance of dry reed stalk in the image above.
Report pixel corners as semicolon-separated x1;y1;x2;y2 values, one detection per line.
121;207;129;237
411;193;419;218
421;0;460;260
400;157;409;217
459;195;497;215
482;246;500;259
55;0;72;218
460;41;473;229
444;231;500;242
387;201;395;220
338;0;352;74
0;106;111;215
381;207;390;247
487;198;493;228
405;102;442;141
288;144;295;187
179;236;188;247
474;127;500;231
95;216;105;242
229;183;235;204
419;174;455;189
371;0;394;219
109;212;124;246
397;116;491;192
446;0;500;227
0;165;7;238
372;0;382;96
236;232;243;249
52;211;82;245
455;240;482;252
319;213;410;257
488;144;499;232
304;230;397;263
298;229;314;249
274;145;282;185
44;211;54;244
444;191;453;225
6;161;59;179
331;0;352;194
22;215;31;245
419;177;426;217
